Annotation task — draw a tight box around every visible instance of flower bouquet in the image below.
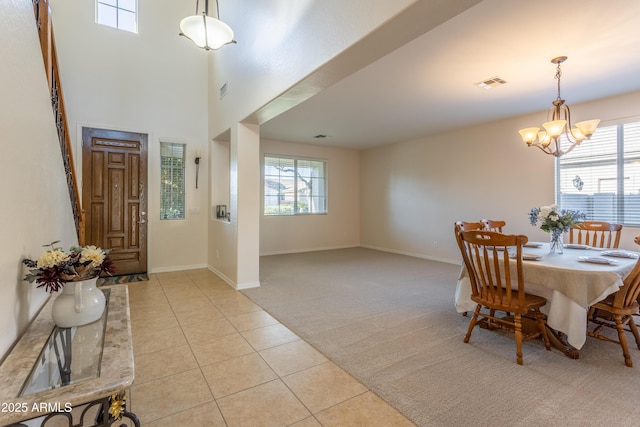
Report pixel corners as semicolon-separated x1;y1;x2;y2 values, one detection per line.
23;241;115;293
528;204;585;253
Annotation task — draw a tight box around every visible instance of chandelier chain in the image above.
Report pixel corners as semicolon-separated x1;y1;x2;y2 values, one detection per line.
555;62;563;101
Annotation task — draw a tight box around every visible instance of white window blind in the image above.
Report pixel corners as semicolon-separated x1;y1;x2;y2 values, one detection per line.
264;155;327;215
160;142;186;220
96;0;138;33
557;121;640;226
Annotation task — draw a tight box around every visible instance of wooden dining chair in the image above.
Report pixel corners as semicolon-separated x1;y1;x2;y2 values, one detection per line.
454;220;483;233
458;230;551;365
481;219;506;232
569;221;622;248
454;221;485;317
587;256;640;367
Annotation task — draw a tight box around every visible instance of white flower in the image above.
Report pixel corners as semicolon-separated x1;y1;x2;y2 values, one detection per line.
80;245;106;268
539;206;551;218
37;248;70;269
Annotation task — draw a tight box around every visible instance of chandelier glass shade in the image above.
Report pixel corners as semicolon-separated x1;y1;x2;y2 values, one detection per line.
180;0;234;51
518;56;600;157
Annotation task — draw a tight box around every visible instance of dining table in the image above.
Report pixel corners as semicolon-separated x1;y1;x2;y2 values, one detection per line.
454;241;640;357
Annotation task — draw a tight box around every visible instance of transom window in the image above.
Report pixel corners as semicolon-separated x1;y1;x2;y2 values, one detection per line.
96;0;137;33
264;155;327;215
160;142;186;220
557;120;640;226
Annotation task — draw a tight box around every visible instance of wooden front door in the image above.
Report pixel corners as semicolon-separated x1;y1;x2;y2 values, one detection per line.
82;128;148;275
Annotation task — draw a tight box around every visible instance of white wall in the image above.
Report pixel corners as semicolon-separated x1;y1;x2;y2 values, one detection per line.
361;90;640;264
207;0;417;139
204;0;419;284
0;1;77;359
50;0;210;272
260;139;361;255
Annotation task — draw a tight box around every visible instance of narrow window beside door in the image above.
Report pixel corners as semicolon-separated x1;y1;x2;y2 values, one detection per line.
160;142;186;220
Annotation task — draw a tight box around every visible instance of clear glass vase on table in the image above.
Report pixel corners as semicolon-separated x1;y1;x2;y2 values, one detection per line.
549;227;565;254
528;204;585;255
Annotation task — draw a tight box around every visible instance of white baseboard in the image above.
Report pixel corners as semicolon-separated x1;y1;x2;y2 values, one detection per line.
206;265;261;290
235;281;261;290
260;244;359;257
149;263;208;274
360;244;462;265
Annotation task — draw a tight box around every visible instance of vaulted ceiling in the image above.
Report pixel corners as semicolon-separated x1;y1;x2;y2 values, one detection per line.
260;0;640;149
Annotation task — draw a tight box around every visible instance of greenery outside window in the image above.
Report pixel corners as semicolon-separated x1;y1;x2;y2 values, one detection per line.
557;120;640;226
96;0;138;33
160;142;186;220
264;155;327;215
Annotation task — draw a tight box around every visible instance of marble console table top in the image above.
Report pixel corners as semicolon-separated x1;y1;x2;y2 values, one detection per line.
0;285;134;425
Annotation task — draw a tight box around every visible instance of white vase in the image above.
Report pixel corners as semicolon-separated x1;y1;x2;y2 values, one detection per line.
51;277;106;328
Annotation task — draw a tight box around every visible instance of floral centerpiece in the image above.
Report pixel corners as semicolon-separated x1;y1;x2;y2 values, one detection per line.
23;241;115;293
528;204;585;253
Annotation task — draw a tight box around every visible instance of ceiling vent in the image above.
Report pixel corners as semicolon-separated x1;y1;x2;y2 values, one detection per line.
475;76;507;90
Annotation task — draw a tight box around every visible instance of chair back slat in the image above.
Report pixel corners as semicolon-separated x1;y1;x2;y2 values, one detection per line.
455;221;483;233
459;230;528;310
454;221;484;254
570;221;622;249
481;219;506;233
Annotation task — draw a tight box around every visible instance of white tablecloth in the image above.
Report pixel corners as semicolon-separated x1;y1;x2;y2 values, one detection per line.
454;244;639;349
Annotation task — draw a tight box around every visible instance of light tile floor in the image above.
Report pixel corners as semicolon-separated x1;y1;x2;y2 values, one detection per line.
128;269;415;426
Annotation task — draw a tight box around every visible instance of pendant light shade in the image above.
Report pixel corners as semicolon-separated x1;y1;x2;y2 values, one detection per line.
180;0;235;51
518;56;599;157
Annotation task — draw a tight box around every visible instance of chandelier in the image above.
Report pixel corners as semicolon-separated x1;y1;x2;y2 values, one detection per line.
518;56;599;157
179;0;235;51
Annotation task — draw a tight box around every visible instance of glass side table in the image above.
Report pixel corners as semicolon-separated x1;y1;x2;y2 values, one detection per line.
20;289;110;397
0;285;139;427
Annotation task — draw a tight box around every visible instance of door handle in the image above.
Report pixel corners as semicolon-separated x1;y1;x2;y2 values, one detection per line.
138;219;146;224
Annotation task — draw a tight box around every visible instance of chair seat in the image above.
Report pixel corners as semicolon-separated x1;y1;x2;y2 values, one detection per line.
586;253;640;367
592;299;639;317
471;290;547;313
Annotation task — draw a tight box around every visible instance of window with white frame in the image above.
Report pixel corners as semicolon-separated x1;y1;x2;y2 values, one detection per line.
96;0;137;33
557;120;640;226
160;142;186;220
264;155;327;215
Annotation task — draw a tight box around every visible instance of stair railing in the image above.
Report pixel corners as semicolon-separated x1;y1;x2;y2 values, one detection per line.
32;0;85;245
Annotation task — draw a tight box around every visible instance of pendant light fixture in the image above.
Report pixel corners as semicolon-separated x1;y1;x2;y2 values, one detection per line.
518;56;600;157
179;0;235;51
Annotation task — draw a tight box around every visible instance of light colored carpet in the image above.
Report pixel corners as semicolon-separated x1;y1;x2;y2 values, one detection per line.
243;247;640;427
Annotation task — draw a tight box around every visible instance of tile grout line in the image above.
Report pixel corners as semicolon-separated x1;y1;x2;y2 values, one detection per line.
131;270;407;426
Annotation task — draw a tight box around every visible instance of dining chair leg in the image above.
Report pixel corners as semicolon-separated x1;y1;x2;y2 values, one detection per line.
514;313;524;365
535;312;551;351
464;305;481;343
614;315;633;367
629;317;640;350
489;308;496;330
